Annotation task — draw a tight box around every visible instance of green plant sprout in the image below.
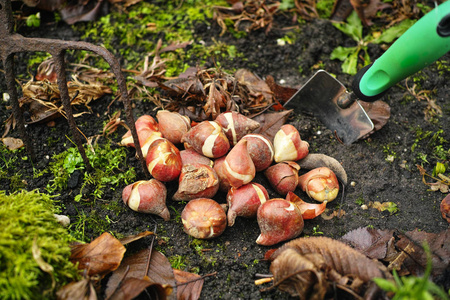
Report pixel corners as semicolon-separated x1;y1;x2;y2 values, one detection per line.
312;225;324;236
331;11;415;75
373;243;449;300
46;141;136;202
26;13;40;28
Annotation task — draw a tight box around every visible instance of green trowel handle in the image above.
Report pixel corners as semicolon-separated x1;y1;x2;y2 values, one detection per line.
352;0;450;102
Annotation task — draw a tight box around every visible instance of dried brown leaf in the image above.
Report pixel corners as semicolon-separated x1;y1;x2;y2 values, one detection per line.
320;208;346;220
1;137;24;150
56;277;97;300
105;249;176;300
107;277;168;300
359;100;391;136
395;229;450;278
341;227;394;259
252;110;292;141
118;231;154;246
70;232;126;277
270;237;391;282
269;249;327;299
173;269;204;300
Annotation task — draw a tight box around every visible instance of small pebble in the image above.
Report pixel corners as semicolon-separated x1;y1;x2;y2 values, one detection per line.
54;214;70;227
361;205;368;210
350;181;356;187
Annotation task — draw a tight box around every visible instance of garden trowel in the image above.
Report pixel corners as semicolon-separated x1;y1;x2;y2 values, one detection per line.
284;0;450;145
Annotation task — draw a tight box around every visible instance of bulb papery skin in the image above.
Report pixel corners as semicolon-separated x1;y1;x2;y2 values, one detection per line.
180;149;213;167
173;163;219;201
285;191;327;220
222;139;256;188
181;121;230;158
298;167;339;202
156;110;191;144
264;161;300;196
241;134;274;172
215;111;260;146
120;115;161;148
122;179;170;221
146;138;182;182
213;156;232;192
273;124;309;163
181;198;227;239
227;183;269;226
256;199;304;246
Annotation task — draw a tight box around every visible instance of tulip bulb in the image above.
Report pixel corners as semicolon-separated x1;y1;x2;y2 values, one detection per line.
241;134;274;172
227;183;269;226
215;111;260;146
122;179;170;221
181;121;230;158
264;161;300;196
120;115;160;147
146;138;182;182
273;124;309;163
173;163;219;201
213;156;232;192
180;149;213;167
181;198;227;239
298;167;339;202
156;110;191;144
256;199;304;246
222;139;256;188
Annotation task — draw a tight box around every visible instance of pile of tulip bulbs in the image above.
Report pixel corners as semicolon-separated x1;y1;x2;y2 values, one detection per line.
121;110;340;246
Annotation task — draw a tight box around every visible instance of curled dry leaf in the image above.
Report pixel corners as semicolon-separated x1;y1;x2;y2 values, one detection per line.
70;232;126;277
1;137;24;150
341;227;395;260
56;277;97;300
105;248;176;300
173;269;204;300
252;110;292;142
268;237;391;299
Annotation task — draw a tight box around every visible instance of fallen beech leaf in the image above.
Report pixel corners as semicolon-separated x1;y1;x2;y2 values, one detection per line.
359;100;391;133
340;227;394;259
108;277;168;300
1;137;24;150
235;69;273;103
118;231;154;245
173;269;204;300
395;229;450;279
56;277;97;300
270;249;327;299
265;75;297;105
268;237;391;299
285;192;326;220
252;110;292;141
105;249;176;300
70;232;126;277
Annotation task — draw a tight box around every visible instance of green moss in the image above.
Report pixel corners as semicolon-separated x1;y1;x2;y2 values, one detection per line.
0;190;79;300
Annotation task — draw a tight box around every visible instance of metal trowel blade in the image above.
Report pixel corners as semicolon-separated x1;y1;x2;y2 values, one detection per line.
283;70;374;145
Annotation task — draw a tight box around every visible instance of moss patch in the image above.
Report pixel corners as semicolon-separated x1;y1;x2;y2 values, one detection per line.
0;190;79;300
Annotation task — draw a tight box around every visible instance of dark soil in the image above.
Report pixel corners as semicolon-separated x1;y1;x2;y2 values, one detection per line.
1;3;449;299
